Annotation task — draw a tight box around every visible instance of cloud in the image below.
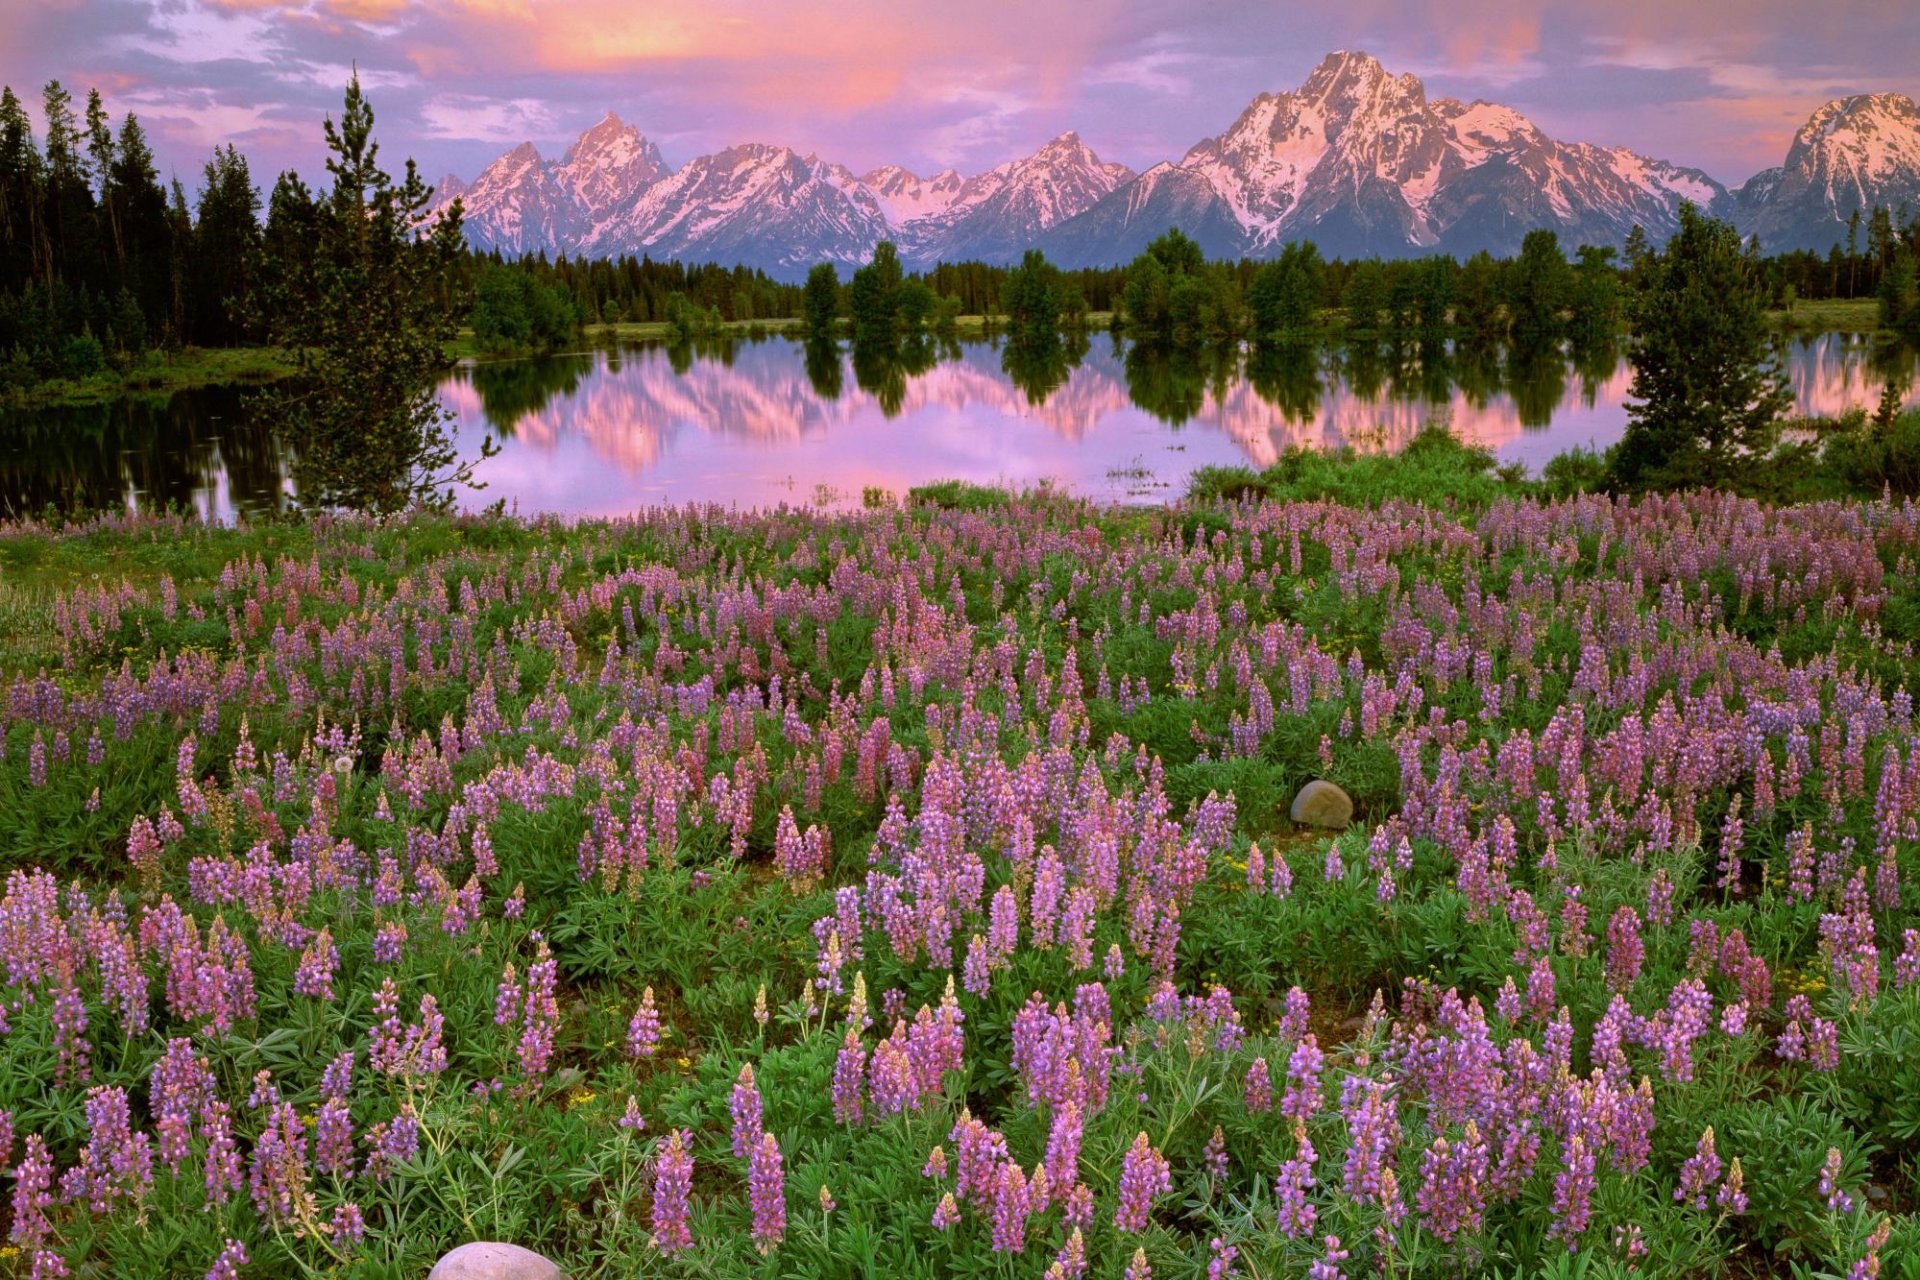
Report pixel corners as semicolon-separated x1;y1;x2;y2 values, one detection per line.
1;0;1915;191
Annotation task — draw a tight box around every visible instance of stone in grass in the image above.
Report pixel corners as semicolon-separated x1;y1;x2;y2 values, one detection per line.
428;1242;567;1280
1289;780;1353;830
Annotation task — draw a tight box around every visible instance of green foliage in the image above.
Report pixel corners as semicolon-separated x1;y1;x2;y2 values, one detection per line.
802;262;840;338
663;291;725;342
1122;229;1239;348
1000;249;1061;348
1879;245;1920;338
848;241;905;345
1821;407;1920;496
1506;228;1572;341
256;75;490;513
1611;204;1793;491
471;262;584;353
1188;423;1515;506
1251;241;1328;337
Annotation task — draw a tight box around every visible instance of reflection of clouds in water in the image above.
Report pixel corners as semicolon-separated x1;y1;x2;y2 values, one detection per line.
438;336;1920;513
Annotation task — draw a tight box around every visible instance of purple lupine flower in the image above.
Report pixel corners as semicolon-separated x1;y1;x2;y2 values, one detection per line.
1549;1133;1596;1248
330;1203;367;1246
293;928;339;1001
1605;907;1644;991
650;1129;695;1254
1202;1126;1229;1182
731;1064;765;1159
1124;1248;1152;1280
618;1097;648;1132
248;1102;313;1224
513;943;560;1078
1052;1227;1088;1279
1276;1137;1318;1238
1281;1034;1325;1122
202;1102;242;1206
1675;1127;1722;1210
315;1097;355;1176
1717;1158;1748;1215
1308;1234;1349;1280
832;1028;867;1124
11;1133;57;1249
1415;1123;1488;1243
1207;1236;1239;1280
1849;1220;1890;1280
931;1192;960;1230
989;1161;1030;1253
1341;1079;1399;1207
627;987;663;1060
74;1086;154;1214
205;1240;248;1280
1245;1057;1273;1112
748;1130;786;1252
1043;1103;1083;1197
1820;1147;1854;1212
1114;1133;1171;1232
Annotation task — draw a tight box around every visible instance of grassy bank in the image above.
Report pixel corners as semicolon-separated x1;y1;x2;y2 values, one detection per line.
1;345;299;410
1765;297;1889;334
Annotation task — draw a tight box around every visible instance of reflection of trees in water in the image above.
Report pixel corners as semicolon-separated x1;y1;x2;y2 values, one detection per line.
1567;335;1622;408
458;354;595;434
1246;342;1322;422
1340;341;1388;402
803;339;844;400
0;387;288;518
1452;338;1503;412
1504;338;1569;429
851;340;908;416
1124;345;1225;426
1002;337;1072;406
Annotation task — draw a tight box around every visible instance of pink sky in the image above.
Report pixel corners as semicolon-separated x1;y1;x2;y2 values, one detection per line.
2;0;1916;191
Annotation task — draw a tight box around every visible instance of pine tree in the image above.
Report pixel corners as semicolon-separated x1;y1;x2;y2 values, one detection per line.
1612;204;1790;490
259;74;487;512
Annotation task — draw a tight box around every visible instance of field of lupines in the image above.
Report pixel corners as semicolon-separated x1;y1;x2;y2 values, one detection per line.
0;471;1918;1280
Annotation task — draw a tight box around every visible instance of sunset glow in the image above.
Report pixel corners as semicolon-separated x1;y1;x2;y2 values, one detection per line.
3;0;1915;189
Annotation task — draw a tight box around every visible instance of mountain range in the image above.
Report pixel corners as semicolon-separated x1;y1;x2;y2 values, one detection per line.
432;50;1920;278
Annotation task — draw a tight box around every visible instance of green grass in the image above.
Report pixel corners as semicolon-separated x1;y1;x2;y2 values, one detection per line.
2;345;298;409
1765;297;1888;334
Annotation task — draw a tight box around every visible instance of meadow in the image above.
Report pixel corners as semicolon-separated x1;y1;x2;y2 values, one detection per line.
0;443;1916;1280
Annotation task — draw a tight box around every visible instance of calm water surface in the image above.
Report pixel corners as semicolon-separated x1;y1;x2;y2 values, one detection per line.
5;333;1916;519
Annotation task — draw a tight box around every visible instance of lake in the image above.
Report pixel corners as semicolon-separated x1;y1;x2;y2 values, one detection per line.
4;332;1916;519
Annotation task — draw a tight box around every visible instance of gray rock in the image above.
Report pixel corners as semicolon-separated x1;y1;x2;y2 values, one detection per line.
428;1242;567;1280
1289;780;1353;829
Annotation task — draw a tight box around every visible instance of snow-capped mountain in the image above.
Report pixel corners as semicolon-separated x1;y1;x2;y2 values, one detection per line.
431;116;669;256
443;142;581;255
556;113;669;229
432;52;1918;275
859;164;965;225
581;144;892;274
1735;93;1920;251
1040;51;1733;264
896;133;1135;265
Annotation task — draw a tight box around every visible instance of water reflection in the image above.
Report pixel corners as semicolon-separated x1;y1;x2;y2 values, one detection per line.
0;385;288;519
3;332;1915;519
